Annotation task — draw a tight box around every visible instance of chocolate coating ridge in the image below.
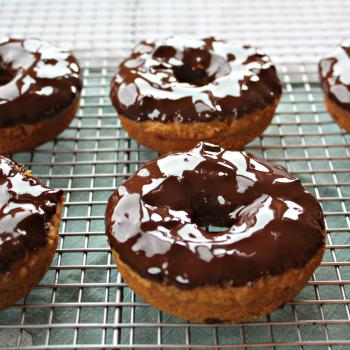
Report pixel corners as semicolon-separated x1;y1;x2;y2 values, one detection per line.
110;36;282;123
0;156;62;272
319;39;350;111
106;142;325;289
0;37;82;127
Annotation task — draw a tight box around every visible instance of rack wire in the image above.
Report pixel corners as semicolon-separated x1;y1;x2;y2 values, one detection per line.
1;0;350;348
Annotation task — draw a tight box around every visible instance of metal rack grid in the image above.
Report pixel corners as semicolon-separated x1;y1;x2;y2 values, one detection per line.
1;0;350;348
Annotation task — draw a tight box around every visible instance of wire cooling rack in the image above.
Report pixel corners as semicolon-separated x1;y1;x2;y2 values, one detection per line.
1;0;350;349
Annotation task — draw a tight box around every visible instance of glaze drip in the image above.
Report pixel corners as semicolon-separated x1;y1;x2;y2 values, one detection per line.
110;36;282;123
0;156;63;272
106;142;325;289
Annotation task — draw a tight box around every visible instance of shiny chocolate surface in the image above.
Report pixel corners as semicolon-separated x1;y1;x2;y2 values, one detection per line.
106;142;324;289
0;37;82;127
110;36;282;123
319;39;350;111
0;156;62;272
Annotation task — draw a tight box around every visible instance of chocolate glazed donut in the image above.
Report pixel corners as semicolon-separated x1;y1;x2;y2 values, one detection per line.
106;142;325;323
319;39;350;132
0;155;63;309
0;37;82;154
110;36;282;153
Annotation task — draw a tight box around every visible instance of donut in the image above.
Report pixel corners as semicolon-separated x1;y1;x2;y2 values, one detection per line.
106;142;325;323
319;39;350;131
0;37;82;154
0;156;63;309
110;36;282;153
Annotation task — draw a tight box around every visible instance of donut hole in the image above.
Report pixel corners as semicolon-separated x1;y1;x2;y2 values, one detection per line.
144;167;237;236
173;65;215;87
195;216;226;227
172;48;230;86
152;45;214;86
193;208;235;235
0;57;17;86
207;225;230;233
0;67;13;86
195;216;230;234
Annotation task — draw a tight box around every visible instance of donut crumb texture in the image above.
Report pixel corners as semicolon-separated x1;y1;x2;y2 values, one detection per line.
324;95;350;132
119;99;280;153
113;236;325;323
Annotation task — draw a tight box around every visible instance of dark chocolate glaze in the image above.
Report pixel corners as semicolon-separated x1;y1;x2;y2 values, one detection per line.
106;142;325;289
110;36;282;123
0;37;82;127
0;156;62;272
319;39;350;111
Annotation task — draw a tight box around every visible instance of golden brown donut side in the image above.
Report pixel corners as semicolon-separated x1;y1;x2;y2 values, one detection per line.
324;95;350;132
0;99;80;155
119;98;279;153
112;228;325;323
0;196;63;310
